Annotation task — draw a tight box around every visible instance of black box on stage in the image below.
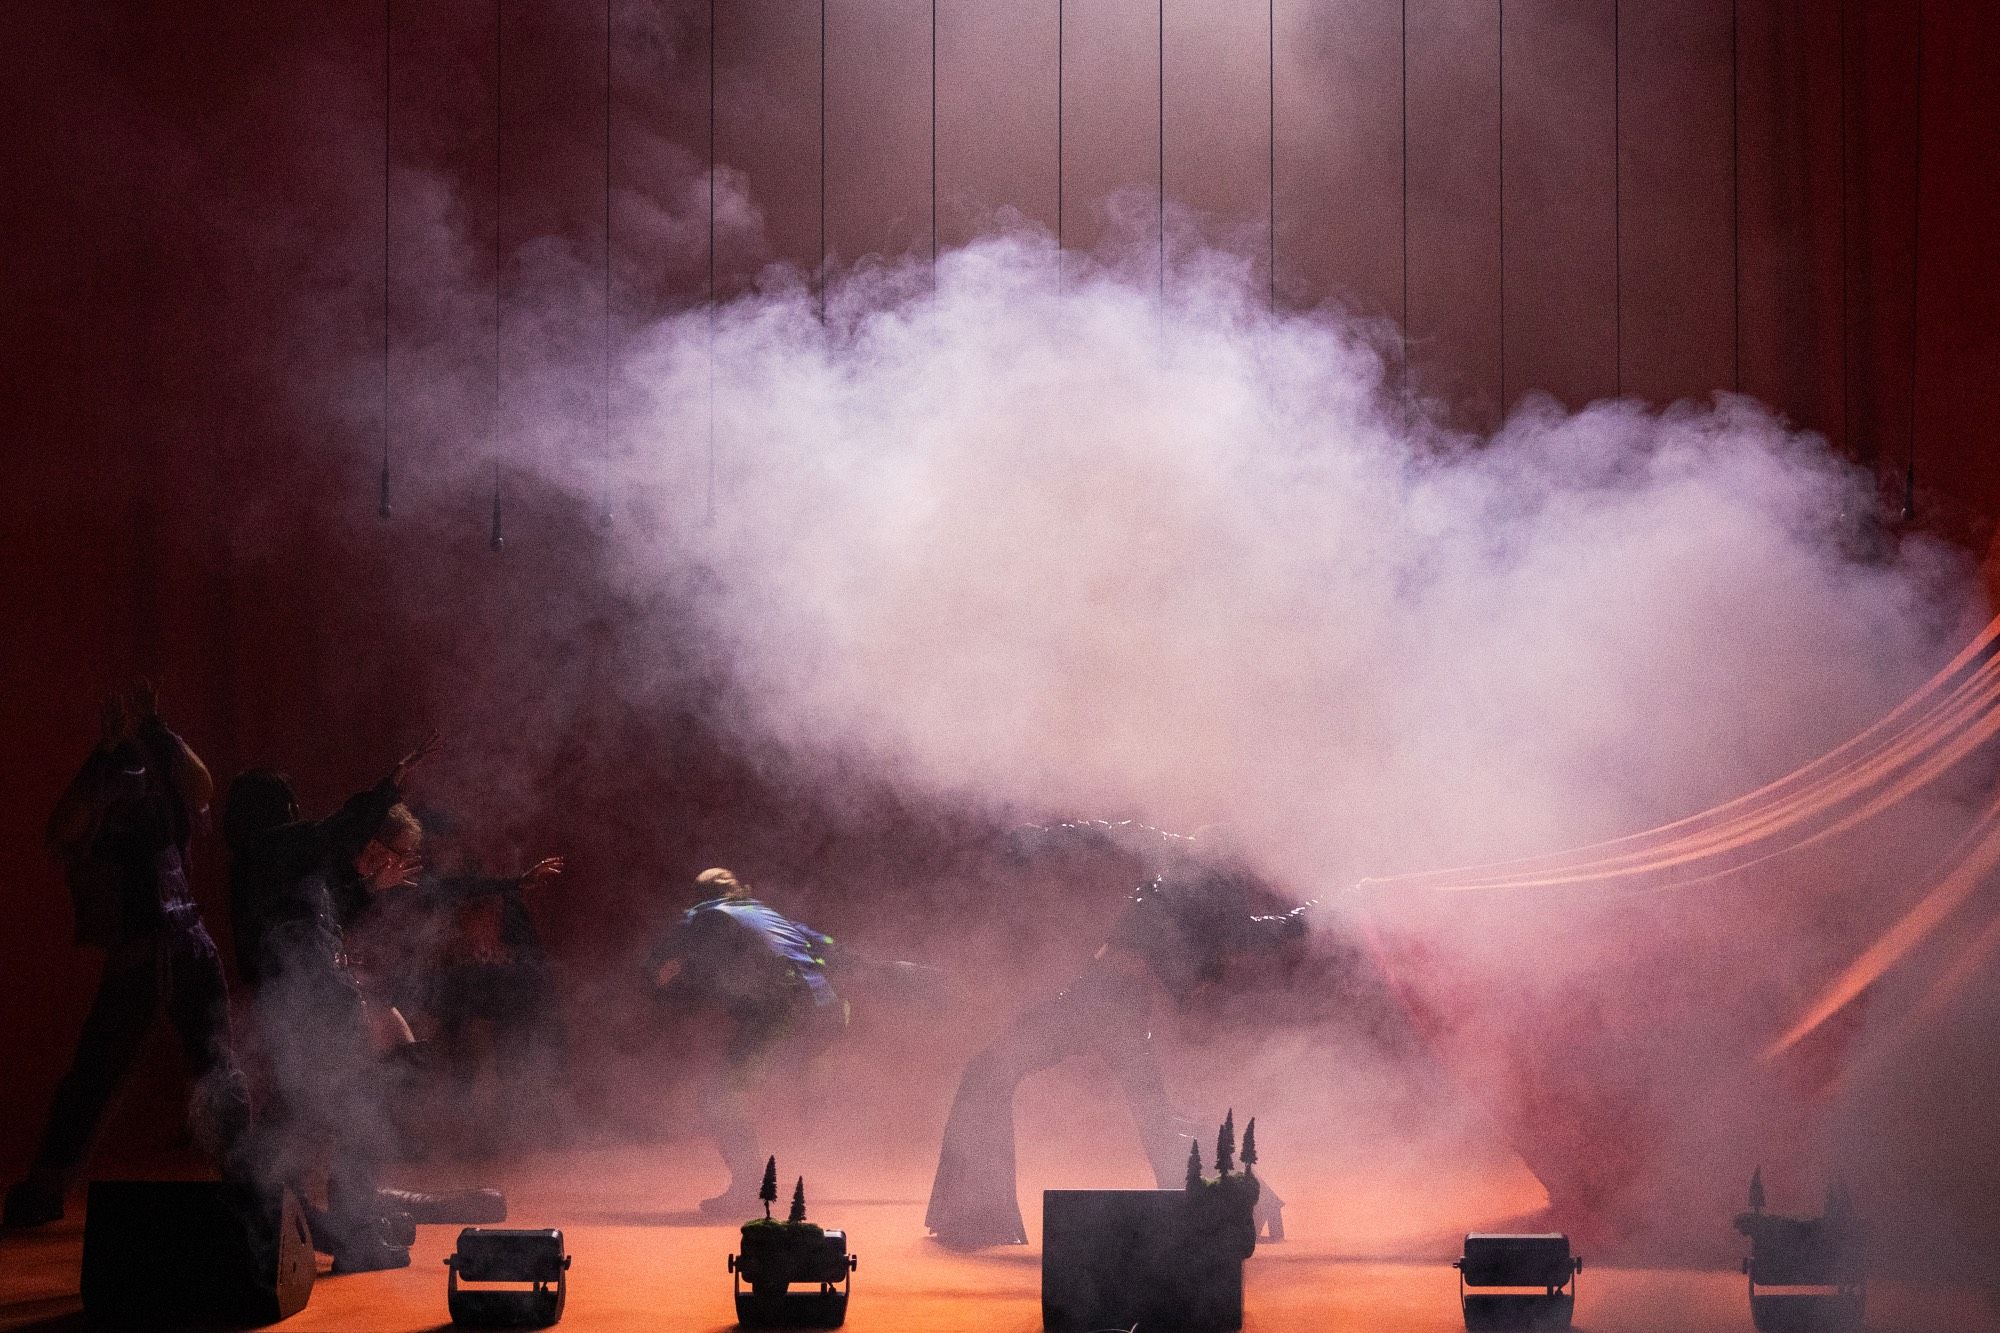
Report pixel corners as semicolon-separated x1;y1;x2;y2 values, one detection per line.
81;1181;315;1327
1042;1190;1249;1333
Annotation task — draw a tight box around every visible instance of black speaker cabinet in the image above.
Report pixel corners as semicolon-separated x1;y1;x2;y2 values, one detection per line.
82;1181;315;1327
1042;1190;1249;1333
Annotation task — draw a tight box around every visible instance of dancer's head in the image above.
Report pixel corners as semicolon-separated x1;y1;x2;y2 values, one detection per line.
223;768;300;850
357;803;423;890
695;866;751;901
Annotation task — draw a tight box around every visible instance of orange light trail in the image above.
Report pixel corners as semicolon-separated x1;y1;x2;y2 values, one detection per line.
1434;664;2000;893
1354;615;2000;896
1763;789;2000;1060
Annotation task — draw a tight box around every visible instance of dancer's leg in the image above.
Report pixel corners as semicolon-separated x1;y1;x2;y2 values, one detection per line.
924;993;1073;1248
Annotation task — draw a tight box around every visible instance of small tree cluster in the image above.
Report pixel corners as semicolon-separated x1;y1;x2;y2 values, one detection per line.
1187;1111;1263;1187
759;1157;779;1220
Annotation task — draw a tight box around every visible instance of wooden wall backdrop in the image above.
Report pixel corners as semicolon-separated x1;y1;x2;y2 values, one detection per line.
0;0;1994;1170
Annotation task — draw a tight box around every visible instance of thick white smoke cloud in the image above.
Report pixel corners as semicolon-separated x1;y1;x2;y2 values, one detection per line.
604;228;1975;896
341;151;1990;1260
577;232;1989;1259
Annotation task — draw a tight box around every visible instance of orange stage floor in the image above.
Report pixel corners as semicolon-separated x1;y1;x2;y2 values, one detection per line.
3;1128;2000;1328
3;1144;1995;1333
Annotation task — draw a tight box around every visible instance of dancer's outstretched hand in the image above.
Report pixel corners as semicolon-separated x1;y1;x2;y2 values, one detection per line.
392;729;442;786
517;856;564;891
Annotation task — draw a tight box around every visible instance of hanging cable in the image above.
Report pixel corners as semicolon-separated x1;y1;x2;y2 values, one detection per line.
490;0;505;551
380;0;393;519
1268;0;1276;314
1497;0;1506;419
1157;0;1165;326
1056;0;1064;292
1904;0;1923;522
930;0;937;283
818;0;827;322
490;458;504;551
707;0;717;522
601;0;612;526
1400;0;1409;421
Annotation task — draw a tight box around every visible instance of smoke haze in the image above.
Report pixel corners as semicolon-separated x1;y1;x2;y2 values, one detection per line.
32;0;1997;1287
599;229;1973;881
364;193;1988;1263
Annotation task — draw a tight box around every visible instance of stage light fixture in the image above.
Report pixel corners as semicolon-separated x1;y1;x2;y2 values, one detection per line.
1452;1232;1581;1330
444;1226;570;1328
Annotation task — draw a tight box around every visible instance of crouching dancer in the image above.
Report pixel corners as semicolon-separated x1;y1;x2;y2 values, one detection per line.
231;741;502;1272
647;868;849;1217
924;821;1303;1249
243;796;425;1270
4;687;251;1228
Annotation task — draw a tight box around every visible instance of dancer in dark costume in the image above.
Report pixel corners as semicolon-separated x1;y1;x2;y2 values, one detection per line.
646;868;848;1216
247;800;429;1271
358;812;567;1158
924;822;1305;1249
224;739;503;1270
4;687;251;1228
222;757;413;991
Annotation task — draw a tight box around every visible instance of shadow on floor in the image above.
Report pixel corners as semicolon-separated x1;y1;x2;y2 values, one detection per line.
918;1238;1042;1267
566;1208;721;1228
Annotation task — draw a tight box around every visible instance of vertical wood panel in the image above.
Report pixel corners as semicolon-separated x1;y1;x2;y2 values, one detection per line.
937;0;1058;251
1622;0;1736;405
1162;0;1268;278
1739;0;1842;439
1060;0;1158;265
827;0;929;269
1407;0;1502;429
1911;0;2000;530
1278;0;1401;321
1506;0;1617;409
1845;0;1915;479
717;2;821;287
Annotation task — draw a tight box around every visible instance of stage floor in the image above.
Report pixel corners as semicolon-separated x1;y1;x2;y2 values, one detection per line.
2;1145;1994;1333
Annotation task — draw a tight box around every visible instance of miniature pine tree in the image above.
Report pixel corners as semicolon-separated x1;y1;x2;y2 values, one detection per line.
1241;1118;1258;1175
1215;1110;1236;1176
759;1156;779;1219
1748;1166;1765;1214
1185;1140;1204;1191
789;1177;808;1225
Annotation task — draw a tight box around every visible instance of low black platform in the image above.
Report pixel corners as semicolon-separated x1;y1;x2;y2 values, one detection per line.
1041;1189;1257;1333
